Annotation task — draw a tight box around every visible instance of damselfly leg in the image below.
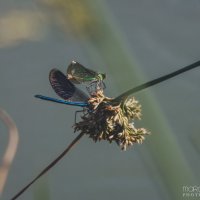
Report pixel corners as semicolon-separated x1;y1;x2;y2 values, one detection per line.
74;107;89;124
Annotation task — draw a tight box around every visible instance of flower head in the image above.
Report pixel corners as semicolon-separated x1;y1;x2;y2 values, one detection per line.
74;90;150;150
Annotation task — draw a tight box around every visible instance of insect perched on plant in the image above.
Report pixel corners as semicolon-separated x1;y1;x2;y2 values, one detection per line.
35;62;149;150
67;61;106;92
35;61;106;122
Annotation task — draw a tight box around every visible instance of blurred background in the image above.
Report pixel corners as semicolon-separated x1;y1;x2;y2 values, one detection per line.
0;0;200;200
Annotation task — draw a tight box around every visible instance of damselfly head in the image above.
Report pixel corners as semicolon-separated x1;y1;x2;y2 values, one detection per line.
98;73;106;80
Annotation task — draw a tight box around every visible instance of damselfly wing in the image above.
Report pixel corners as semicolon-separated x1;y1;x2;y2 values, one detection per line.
67;61;106;83
35;69;89;107
67;61;106;92
49;69;89;102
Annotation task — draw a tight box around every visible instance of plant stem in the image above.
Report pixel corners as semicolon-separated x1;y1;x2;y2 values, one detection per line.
114;60;200;102
10;132;84;200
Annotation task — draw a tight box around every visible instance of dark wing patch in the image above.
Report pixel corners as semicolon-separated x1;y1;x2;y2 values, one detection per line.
49;69;89;101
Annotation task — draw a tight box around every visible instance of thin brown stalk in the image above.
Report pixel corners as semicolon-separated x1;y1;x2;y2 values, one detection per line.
0;109;19;196
10;132;84;200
